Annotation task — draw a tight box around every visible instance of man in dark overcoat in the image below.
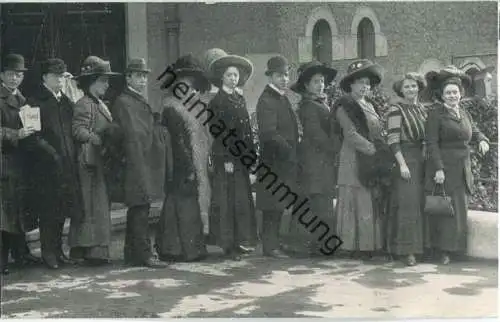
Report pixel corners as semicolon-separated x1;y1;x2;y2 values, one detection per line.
110;58;168;268
26;58;83;269
255;56;299;258
0;54;46;274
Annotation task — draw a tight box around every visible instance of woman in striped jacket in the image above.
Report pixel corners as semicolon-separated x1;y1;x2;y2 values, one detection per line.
386;73;428;266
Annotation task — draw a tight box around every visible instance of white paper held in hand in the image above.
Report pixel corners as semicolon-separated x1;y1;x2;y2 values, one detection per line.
20;106;42;131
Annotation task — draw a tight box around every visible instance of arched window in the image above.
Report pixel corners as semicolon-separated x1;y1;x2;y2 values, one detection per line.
357;17;375;59
312;19;332;64
465;66;481;97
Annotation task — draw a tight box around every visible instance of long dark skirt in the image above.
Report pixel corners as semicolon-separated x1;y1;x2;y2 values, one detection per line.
387;146;425;256
209;163;257;251
425;174;468;254
155;194;207;261
285;193;334;255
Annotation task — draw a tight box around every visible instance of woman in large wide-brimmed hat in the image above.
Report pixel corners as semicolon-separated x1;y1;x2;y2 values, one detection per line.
69;56;121;265
154;53;212;263
385;72;428;266
286;60;338;256
331;59;391;259
206;48;258;261
424;65;490;265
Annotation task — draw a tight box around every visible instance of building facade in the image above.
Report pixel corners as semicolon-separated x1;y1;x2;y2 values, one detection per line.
1;2;497;112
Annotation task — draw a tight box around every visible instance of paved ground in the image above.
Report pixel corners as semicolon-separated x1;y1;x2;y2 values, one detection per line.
1;231;497;319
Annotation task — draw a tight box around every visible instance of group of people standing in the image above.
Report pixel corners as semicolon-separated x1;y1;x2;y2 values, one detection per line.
0;47;491;275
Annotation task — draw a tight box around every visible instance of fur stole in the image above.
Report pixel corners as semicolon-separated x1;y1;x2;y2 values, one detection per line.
162;95;213;226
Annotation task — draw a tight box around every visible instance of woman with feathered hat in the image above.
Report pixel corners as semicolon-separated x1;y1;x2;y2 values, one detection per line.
331;59;392;259
386;72;428;266
424;66;490;265
69;56;121;265
154;54;212;263
206;49;258;261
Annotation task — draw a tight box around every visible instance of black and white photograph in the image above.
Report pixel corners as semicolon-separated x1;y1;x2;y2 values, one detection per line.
0;1;498;319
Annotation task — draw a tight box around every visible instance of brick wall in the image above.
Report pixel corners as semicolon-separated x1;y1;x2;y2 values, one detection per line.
157;2;497;107
275;2;497;96
177;3;282;58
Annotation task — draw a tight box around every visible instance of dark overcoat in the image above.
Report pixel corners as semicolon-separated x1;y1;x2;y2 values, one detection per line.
208;89;258;248
110;87;167;206
255;85;299;211
0;86;55;233
26;86;84;221
424;101;488;253
425;102;488;194
297;97;336;196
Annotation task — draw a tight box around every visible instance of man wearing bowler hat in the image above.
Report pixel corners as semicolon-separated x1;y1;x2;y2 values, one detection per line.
110;58;168;268
255;55;299;258
26;58;84;269
0;54;44;274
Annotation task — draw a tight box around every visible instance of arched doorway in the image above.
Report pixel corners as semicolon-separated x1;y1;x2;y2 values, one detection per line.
312;19;332;65
357;17;375;60
1;3;126;99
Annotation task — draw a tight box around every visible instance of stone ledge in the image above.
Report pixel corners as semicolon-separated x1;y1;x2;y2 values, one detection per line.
26;202;497;260
467;210;498;260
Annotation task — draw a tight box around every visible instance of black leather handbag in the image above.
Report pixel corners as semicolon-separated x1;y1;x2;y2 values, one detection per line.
424;184;455;217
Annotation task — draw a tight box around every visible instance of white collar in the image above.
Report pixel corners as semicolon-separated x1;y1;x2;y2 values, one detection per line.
269;83;286;96
222;85;243;95
2;83;19;96
444;102;460;110
128;85;145;98
44;83;62;100
222;84;235;94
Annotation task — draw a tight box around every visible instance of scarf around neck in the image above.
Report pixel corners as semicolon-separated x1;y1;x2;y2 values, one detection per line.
302;91;328;106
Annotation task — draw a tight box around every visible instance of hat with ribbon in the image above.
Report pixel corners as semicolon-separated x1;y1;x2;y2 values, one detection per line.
392;72;427;98
2;54;28;72
206;48;254;88
125;58;151;74
290;60;337;93
74;56;120;80
41;58;67;75
265;55;290;76
339;59;383;93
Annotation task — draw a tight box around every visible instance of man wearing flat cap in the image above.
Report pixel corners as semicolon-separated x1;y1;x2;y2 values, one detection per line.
255;55;299;259
0;53;44;274
110;58;168;268
26;58;84;269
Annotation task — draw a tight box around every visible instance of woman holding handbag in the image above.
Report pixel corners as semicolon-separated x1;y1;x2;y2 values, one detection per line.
425;66;490;265
69;56;121;265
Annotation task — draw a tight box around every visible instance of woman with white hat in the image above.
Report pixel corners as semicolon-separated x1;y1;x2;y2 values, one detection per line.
206;49;258;261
